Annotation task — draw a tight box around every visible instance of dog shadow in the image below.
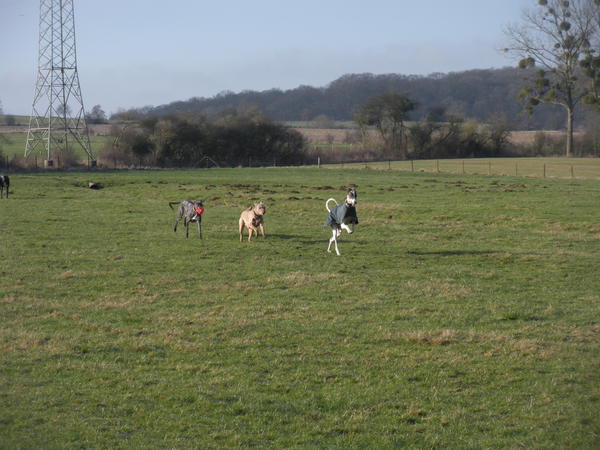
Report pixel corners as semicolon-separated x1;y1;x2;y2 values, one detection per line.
406;250;499;256
268;233;296;240
268;233;324;245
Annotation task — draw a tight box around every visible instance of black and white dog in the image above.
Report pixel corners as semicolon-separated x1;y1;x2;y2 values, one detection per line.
324;188;358;256
169;200;204;239
0;175;9;199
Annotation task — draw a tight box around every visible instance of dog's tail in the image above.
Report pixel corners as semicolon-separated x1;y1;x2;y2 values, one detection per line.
168;201;180;210
325;198;338;213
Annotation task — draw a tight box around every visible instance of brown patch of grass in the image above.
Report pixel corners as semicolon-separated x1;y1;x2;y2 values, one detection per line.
0;329;69;354
1;295;17;304
510;338;550;358
390;329;463;346
84;295;149;310
384;329;553;358
195;282;254;292
405;279;471;300
266;271;339;287
570;325;600;343
57;270;76;279
400;404;427;424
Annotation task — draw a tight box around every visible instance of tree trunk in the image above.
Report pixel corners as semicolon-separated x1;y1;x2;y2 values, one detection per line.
566;106;574;157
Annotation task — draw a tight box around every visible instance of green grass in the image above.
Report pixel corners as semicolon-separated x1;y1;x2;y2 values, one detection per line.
1;168;599;448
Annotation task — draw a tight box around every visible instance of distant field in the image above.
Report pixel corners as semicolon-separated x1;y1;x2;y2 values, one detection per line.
0;114;30;126
1;168;599;447
330;157;600;180
296;127;575;147
0;131;110;162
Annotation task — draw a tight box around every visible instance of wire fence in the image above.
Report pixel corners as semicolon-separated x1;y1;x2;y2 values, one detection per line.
313;157;600;180
1;153;599;180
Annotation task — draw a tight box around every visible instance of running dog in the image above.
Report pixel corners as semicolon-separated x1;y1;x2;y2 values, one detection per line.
239;202;266;242
324;188;358;256
169;200;204;239
0;175;9;199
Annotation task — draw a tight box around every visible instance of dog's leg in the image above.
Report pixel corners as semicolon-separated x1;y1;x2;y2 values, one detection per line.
333;229;341;256
341;223;354;234
174;212;182;233
327;227;336;254
239;218;245;242
197;220;202;239
184;218;190;238
258;223;266;239
327;227;341;256
247;226;256;242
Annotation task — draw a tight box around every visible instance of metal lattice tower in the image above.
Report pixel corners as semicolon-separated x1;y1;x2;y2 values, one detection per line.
25;0;95;167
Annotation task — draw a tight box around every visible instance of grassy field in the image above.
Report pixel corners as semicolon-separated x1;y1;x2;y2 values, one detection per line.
1;168;599;448
331;157;600;180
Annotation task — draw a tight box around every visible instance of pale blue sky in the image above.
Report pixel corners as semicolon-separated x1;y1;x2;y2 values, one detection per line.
0;0;530;116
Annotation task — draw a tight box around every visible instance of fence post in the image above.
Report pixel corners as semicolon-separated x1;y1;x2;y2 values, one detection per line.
515;162;518;177
436;160;440;173
543;164;546;178
411;160;414;172
571;165;574;178
462;160;465;174
318;156;321;168
488;161;491;176
388;160;391;170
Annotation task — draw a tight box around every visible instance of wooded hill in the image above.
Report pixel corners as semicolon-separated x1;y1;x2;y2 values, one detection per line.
142;67;598;130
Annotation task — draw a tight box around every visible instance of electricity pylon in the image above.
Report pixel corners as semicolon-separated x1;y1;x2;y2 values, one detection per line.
25;0;95;167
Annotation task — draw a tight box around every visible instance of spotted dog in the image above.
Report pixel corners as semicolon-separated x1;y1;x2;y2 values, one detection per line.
169;200;204;239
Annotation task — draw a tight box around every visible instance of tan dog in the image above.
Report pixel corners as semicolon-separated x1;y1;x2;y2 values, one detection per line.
239;202;266;242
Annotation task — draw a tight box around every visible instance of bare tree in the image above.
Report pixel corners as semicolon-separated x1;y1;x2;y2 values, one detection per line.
354;91;417;158
86;104;107;124
580;0;600;109
504;0;597;156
